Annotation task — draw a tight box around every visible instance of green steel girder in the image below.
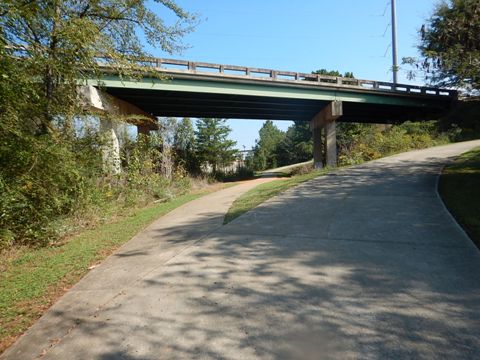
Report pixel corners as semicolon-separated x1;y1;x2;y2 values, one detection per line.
84;73;454;122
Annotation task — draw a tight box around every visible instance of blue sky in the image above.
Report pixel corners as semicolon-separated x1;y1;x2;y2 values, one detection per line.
151;0;439;149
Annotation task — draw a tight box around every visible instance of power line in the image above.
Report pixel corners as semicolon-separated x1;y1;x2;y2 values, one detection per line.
369;23;391;38
384;44;392;58
369;1;390;17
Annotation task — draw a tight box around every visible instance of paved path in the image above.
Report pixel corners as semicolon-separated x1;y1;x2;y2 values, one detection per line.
3;141;480;360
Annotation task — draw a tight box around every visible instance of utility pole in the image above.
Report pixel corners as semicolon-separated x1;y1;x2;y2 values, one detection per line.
391;0;398;85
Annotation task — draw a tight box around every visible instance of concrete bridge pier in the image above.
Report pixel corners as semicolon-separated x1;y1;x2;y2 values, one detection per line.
311;101;342;168
99;117;122;175
79;85;158;173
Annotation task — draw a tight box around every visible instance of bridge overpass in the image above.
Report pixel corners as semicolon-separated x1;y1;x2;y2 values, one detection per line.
83;57;457;169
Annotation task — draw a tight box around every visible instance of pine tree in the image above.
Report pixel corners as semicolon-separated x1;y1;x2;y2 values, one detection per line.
195;119;237;174
252;120;286;170
276;121;312;166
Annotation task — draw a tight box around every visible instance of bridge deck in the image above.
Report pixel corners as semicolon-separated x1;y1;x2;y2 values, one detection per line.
90;57;457;123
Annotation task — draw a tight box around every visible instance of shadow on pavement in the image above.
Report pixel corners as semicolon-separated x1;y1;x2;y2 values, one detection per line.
39;155;480;359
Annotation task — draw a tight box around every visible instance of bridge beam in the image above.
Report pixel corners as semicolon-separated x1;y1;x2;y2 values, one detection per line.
310;101;343;168
79;85;158;135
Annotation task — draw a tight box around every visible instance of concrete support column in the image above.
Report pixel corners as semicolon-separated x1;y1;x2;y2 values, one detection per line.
311;101;342;169
325;121;337;167
312;126;324;169
100;118;121;175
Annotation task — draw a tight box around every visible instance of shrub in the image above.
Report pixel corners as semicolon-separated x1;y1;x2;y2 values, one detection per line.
337;122;448;166
439;99;480;141
0;118;195;248
0;134;87;246
216;166;255;182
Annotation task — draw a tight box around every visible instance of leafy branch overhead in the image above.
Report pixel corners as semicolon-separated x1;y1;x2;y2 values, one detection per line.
403;0;480;91
1;0;198;133
1;0;197;56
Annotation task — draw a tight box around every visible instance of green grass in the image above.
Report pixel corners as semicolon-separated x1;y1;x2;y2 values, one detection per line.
439;147;480;249
0;189;220;353
224;169;328;224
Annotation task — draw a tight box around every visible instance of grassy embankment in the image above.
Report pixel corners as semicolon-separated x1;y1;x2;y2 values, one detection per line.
0;185;231;353
439;147;480;248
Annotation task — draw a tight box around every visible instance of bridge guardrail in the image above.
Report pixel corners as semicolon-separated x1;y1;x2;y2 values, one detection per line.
104;56;457;98
7;44;454;98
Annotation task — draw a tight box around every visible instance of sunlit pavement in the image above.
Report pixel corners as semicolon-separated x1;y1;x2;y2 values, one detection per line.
3;141;480;360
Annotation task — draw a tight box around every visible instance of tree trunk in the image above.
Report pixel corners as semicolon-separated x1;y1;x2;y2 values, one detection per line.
40;2;61;134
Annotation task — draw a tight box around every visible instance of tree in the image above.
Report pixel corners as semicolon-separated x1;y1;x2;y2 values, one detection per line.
313;69;355;78
195;119;237;174
403;0;480;91
252;120;285;170
275;121;313;166
174;118;195;152
1;0;197;133
158;117;178;146
174;118;198;173
0;1;196;246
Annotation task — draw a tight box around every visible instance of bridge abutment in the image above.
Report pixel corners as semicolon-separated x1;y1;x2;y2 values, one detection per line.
311;101;342;168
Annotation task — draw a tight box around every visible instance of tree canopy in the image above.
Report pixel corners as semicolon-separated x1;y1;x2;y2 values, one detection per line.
313;69;354;78
1;0;197;132
404;0;480;91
